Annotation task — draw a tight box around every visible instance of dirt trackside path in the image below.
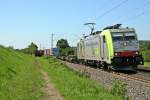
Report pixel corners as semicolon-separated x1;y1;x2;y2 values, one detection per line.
41;70;63;100
34;58;63;100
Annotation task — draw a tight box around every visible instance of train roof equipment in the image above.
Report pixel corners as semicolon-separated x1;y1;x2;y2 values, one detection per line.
103;24;122;30
83;24;135;39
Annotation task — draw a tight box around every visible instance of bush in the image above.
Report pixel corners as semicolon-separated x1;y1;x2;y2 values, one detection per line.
142;50;150;62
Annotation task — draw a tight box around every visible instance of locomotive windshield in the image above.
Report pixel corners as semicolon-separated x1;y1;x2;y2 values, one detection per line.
112;32;137;41
112;33;123;41
124;32;136;40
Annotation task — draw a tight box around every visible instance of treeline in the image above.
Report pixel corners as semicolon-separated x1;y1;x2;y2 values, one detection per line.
139;40;150;62
0;43;37;55
16;42;38;55
139;40;150;51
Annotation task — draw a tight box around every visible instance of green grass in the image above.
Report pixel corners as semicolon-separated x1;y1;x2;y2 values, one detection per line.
144;62;150;67
0;45;125;100
142;50;150;62
38;57;124;100
0;46;43;100
141;50;150;66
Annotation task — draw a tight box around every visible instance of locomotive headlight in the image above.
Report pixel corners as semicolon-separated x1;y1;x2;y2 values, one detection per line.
135;51;138;55
115;53;118;56
124;42;127;46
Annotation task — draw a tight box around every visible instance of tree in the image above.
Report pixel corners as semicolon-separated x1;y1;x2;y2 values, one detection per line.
56;39;76;56
56;39;69;49
56;39;71;56
60;47;74;56
28;42;38;54
17;42;38;55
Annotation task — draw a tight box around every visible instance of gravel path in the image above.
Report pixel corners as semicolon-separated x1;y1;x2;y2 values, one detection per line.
63;61;150;100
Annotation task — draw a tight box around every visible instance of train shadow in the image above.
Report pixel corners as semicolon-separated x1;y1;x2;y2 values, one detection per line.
89;64;138;75
114;70;138;75
66;60;140;75
137;68;150;73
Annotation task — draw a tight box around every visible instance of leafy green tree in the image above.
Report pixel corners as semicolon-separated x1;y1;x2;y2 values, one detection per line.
56;39;69;56
17;42;38;55
56;39;76;56
65;47;76;55
28;42;38;54
60;48;74;56
56;39;69;49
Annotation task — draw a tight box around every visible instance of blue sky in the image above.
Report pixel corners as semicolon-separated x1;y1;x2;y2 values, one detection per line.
0;0;150;49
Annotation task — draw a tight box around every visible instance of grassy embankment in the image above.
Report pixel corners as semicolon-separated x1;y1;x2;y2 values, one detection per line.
0;46;43;100
144;62;150;66
0;45;124;100
38;57;124;100
142;50;150;67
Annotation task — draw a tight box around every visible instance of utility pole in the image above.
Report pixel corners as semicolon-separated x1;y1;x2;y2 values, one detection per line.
40;44;41;50
51;33;54;55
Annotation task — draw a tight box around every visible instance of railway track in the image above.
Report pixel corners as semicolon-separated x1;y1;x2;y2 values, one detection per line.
62;61;150;85
94;68;150;86
137;66;150;72
111;71;150;85
61;60;150;99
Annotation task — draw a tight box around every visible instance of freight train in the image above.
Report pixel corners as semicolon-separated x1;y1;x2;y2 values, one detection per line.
35;48;60;57
77;24;144;70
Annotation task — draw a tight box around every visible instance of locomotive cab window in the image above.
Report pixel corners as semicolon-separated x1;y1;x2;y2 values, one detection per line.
112;32;137;41
124;32;137;41
112;33;123;41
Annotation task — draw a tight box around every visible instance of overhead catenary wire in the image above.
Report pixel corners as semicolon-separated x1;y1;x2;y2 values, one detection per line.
114;0;150;24
81;1;149;42
121;10;150;23
93;0;129;21
88;0;117;21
